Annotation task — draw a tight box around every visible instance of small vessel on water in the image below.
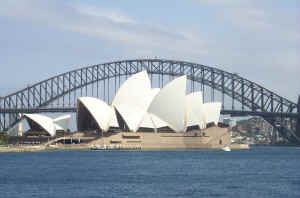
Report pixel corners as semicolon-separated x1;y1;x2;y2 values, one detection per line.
90;144;102;150
222;146;231;152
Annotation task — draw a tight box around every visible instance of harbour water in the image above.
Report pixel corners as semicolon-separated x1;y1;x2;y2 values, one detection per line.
0;146;299;198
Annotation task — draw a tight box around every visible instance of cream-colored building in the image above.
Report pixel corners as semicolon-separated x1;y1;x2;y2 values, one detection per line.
77;71;222;133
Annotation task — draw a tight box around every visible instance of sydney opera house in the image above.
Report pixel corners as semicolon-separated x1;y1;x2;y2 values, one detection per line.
10;71;230;149
76;71;230;149
77;71;222;133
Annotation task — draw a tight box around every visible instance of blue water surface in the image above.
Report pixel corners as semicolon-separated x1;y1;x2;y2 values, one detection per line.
0;146;300;198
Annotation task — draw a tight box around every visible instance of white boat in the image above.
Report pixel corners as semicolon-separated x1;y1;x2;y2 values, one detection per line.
222;146;231;152
90;144;102;150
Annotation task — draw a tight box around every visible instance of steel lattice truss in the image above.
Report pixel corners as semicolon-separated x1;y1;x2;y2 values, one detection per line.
0;59;299;143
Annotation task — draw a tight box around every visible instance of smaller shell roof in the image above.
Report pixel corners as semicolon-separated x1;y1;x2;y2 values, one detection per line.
53;115;71;122
114;103;145;132
140;113;168;129
138;88;167;129
185;92;206;129
78;97;113;132
53;115;71;131
24;114;56;136
202;102;222;125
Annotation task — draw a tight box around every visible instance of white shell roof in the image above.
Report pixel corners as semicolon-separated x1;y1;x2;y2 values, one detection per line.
185;92;206;129
112;71;152;132
139;88;168;129
140;113;168;129
78;97;113;132
112;71;151;109
24;114;56;136
114;104;145;132
202;102;222;125
139;113;155;128
148;75;187;132
54;124;64;131
53;115;71;131
146;88;160;107
53;115;71;122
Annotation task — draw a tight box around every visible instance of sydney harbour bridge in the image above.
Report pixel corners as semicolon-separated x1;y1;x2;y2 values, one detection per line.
0;59;299;144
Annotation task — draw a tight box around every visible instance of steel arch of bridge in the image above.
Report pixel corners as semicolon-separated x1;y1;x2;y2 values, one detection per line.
0;59;299;142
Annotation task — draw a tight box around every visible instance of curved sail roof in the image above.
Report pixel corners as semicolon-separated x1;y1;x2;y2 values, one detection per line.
112;71;151;109
185;92;206;129
202;102;222;125
140;113;168;129
148;75;187;132
112;71;152;132
53;115;71;131
114;104;145;132
139;88;168;129
146;88;160;106
24;114;56;136
77;97;113;132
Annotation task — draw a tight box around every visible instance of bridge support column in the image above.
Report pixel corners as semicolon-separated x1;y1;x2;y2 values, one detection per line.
271;127;278;144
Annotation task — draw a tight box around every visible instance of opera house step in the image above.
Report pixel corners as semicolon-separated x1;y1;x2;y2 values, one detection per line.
89;126;231;150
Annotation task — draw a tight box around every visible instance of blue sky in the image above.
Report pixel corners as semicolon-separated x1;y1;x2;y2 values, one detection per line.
0;0;299;101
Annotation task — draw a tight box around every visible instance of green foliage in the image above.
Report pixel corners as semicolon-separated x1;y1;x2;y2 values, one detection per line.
0;132;8;145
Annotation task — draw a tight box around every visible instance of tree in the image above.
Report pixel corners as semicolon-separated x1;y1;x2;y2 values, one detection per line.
0;132;8;145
